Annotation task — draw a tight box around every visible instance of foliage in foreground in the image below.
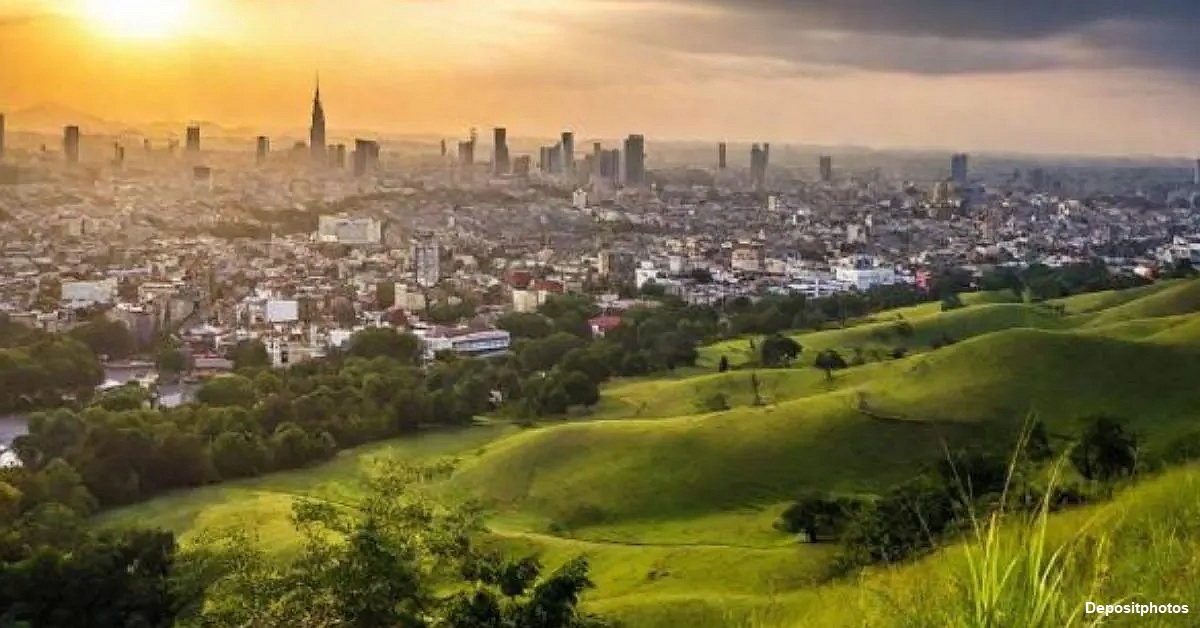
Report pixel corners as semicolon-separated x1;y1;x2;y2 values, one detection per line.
177;461;607;628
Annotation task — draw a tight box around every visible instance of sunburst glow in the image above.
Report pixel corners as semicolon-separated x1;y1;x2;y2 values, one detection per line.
84;0;191;39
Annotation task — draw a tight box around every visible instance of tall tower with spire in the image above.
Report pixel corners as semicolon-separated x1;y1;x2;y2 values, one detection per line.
309;75;326;165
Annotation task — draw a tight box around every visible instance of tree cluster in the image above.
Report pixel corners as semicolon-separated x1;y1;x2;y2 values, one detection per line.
778;417;1136;569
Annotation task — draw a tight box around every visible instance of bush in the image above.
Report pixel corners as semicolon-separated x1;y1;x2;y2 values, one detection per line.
697;392;730;413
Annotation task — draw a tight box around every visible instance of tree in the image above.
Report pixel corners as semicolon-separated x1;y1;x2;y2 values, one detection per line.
1072;417;1138;482
345;327;423;364
718;355;730;373
68;319;136;361
940;293;965;312
155;346;191;380
778;492;863;542
559;371;600;409
497;312;555;340
196;375;258;409
228;339;270;371
375;281;396;310
697;392;730;413
0;529;187;628
211;432;272;479
179;463;606;627
814;350;848;380
759;333;801;367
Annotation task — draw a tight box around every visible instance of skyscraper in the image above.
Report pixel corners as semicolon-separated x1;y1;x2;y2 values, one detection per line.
458;139;475;167
561;131;575;173
310;78;326;164
513;155;531;177
493;127;509;175
64;126;80;164
353;139;379;176
819;155;833;182
599;149;621;182
185;125;201;153
1194;158;1200;186
256;136;270;165
951;153;969;184
718;142;727;170
623;134;645;186
333;144;347;169
0;113;5;161
750;143;767;190
440;139;447;157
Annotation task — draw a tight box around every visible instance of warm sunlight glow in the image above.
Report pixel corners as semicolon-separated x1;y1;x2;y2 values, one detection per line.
84;0;190;39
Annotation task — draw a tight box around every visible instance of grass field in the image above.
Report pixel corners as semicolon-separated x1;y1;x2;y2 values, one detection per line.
101;280;1200;626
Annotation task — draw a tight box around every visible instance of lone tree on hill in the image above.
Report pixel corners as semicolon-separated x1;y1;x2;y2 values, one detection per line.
814;349;848;381
1072;416;1138;482
718;355;730;373
760;334;802;368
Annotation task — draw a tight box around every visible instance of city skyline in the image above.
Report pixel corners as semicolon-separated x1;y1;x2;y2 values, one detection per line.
2;0;1199;157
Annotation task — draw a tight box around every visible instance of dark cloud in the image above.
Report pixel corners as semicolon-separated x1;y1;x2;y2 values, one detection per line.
671;0;1200;40
573;0;1200;75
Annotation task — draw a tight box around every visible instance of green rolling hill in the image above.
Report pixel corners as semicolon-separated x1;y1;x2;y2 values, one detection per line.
100;279;1200;627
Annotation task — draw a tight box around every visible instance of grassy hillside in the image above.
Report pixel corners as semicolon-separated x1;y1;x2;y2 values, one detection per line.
100;279;1200;627
700;300;1071;369
1082;279;1200;328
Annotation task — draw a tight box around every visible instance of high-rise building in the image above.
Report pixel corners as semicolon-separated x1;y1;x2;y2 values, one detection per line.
1028;167;1046;191
623;134;645;186
718;142;727;170
513;155;531;177
0;113;6;160
185;125;201;152
819;155;833;182
333;144;347;169
458;139;475;167
492;127;509;175
256;136;270;165
412;236;441;288
310;78;326;164
561;131;575;173
951;153;969;184
440;139;447;157
353;139;380;176
64;126;81;164
750;143;768;190
1194;158;1200;186
599;149;621;182
113;142;125;166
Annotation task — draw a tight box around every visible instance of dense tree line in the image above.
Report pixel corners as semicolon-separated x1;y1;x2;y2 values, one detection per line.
978;260;1150;302
0;335;103;414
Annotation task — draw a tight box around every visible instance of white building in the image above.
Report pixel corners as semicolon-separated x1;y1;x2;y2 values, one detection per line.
62;278;118;307
412;240;441;288
834;257;899;291
265;299;299;323
317;215;382;245
423;330;511;360
572;188;588;210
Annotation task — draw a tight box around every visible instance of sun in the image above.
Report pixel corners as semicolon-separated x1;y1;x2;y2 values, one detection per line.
84;0;191;39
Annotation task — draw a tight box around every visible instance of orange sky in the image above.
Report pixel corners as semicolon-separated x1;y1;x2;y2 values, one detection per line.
2;0;1198;156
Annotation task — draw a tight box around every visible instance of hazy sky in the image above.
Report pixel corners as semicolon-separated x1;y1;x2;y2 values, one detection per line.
2;0;1199;156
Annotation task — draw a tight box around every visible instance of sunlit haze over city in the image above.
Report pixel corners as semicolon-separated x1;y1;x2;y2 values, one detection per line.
2;0;1199;153
1;2;1200;627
